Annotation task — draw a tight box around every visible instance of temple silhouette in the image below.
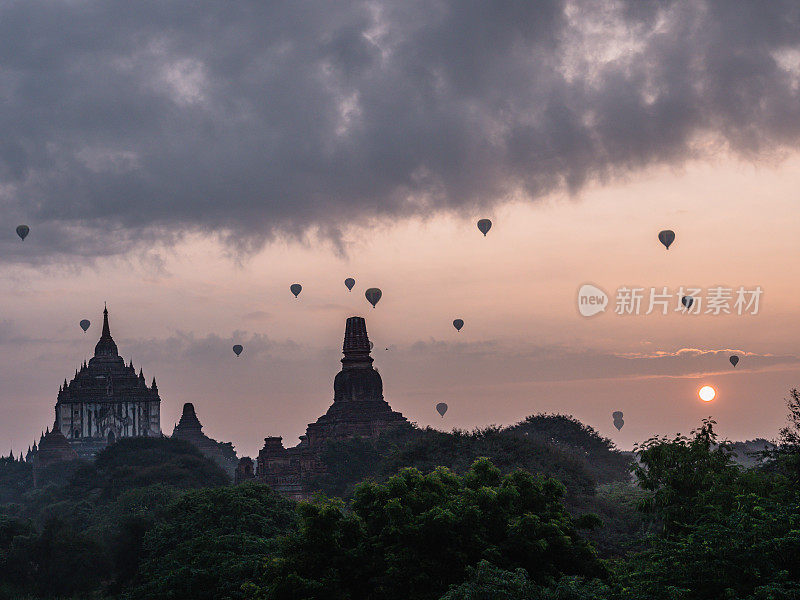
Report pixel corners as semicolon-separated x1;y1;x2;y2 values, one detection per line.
25;311;406;497
248;316;408;498
53;306;162;458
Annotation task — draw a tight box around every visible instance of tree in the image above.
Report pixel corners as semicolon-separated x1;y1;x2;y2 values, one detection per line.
771;388;800;481
0;437;235;598
128;482;297;600
311;415;632;509
621;419;800;600
0;456;32;504
262;458;605;600
632;419;738;535
440;560;611;600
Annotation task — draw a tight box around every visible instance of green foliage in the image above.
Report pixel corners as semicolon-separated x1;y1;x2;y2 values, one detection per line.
127;483;297;600
0;437;234;598
312;415;631;507
632;419;738;535
3;403;800;600
508;414;630;485
263;458;605;600
440;560;611;600
93;436;231;497
1;514;113;597
0;456;32;504
620;418;800;600
769;388;800;482
581;482;653;557
0;513;36;594
33;457;89;490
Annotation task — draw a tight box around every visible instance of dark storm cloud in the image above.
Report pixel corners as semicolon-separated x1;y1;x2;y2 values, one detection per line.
2;0;800;260
122;331;306;365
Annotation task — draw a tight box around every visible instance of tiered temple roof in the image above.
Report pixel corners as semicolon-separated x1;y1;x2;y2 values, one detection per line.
45;306;163;460
56;306;160;410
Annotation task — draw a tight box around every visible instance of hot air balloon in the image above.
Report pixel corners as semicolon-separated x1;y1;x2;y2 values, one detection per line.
290;283;302;298
681;296;694;309
16;225;29;241
658;229;675;249
365;288;382;308
612;411;624;430
453;319;464;331
477;219;492;236
436;402;448;417
345;278;355;291
79;320;90;332
730;355;739;368
232;344;243;356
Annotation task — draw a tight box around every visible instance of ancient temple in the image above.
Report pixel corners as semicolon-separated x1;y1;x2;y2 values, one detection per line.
171;402;238;477
234;456;255;484
256;316;407;498
51;306;162;459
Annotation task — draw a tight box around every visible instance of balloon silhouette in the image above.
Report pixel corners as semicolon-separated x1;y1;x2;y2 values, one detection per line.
344;278;355;291
453;319;464;331
612;411;623;420
612;411;624;430
436;402;448;417
365;288;382;308
79;320;90;332
232;344;243;356
477;219;492;236
730;355;739;368
681;296;694;309
16;225;29;241
658;229;675;249
290;283;302;298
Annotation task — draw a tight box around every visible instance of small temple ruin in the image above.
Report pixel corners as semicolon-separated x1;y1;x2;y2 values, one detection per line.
171;402;238;477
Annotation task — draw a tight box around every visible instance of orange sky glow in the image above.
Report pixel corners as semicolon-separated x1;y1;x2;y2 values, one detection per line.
2;155;799;457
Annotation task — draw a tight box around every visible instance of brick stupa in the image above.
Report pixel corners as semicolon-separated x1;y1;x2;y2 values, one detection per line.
256;316;407;498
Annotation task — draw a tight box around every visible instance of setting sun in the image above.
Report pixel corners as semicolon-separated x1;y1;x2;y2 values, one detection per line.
699;386;716;402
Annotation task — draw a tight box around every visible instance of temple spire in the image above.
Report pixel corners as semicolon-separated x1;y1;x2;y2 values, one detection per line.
174;403;202;432
102;304;111;338
94;304;119;358
341;316;373;369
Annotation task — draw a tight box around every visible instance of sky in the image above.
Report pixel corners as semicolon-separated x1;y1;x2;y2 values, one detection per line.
1;0;800;458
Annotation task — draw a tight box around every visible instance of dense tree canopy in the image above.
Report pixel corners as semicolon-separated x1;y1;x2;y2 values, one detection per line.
129;483;297;600
620;419;800;600
312;414;631;505
2;404;800;600
0;437;231;598
0;455;32;504
263;458;605;600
